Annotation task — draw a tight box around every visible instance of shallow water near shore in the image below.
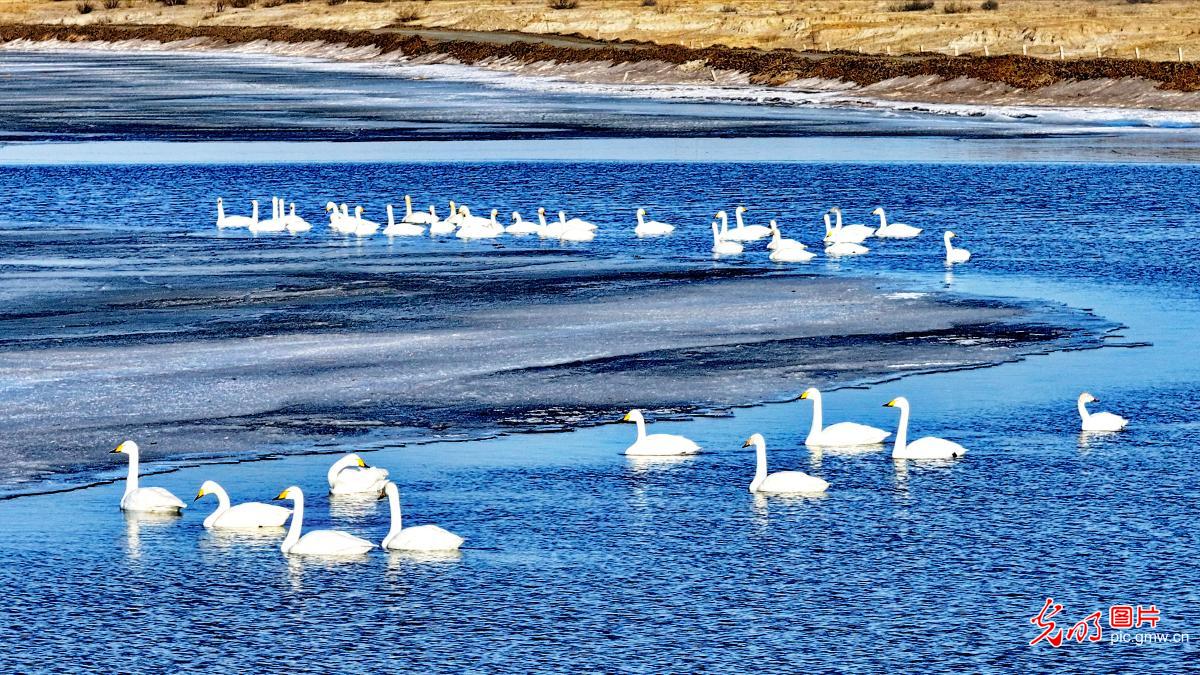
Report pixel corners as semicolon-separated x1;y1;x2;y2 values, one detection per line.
2;51;1200;671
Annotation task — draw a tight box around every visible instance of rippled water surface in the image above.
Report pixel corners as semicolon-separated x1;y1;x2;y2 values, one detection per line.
1;51;1199;672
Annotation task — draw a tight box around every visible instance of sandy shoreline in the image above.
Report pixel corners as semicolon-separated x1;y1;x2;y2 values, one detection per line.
6;23;1200;112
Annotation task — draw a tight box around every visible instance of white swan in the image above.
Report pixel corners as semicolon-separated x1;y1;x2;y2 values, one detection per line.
216;197;257;229
558;211;597;232
623;409;700;456
744;433;829;494
506;211;541;235
1078;392;1129;431
111;440;186;513
328;453;390;496
284;203;311;233
800;387;890;447
456;207;504;239
250;197;288;233
712;222;743;255
884;397;967;459
274;486;374;556
767;220;805;251
195;480;291;529
944;231;971;264
381;482;464;552
715;206;771;242
634;208;674;237
770;245;815;262
559;220;597;242
539;208;564;239
348;206;380;236
429;204;456;235
443;201;463;227
872;207;921;239
827;207;875;242
383;204;425;236
824;238;869;257
325;201;346;231
402;195;437;224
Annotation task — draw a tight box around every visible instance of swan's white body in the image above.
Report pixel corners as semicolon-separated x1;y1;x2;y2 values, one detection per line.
250;197;288;233
885;397;967;459
944;231;971;264
770;245;816;262
216;198;257;229
635;208;674;237
381;482;464;551
537;208;565;239
767;220;805;251
328;453;390;496
429;201;457;235
712;222;744;255
826;207;875;242
800;388;890;447
275;486;374;556
558;211;597;232
872;208;921;239
112;440;186;513
558;222;596;242
507;211;542;235
456;207;504;239
1078;392;1128;431
824;240;870;256
196;480;290;529
383;204;426;236
403;195;438;224
623;409;700;456
715;207;771;242
348;206;380;236
745;434;829;494
284;203;311;233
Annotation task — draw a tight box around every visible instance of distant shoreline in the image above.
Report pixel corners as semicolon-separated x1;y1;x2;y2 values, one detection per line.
5;23;1200;112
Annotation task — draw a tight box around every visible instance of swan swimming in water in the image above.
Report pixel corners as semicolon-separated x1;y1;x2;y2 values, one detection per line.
827;207;875;242
767;220;805;251
1078;392;1128;431
456;207;504;239
712;222;743;255
274;486;375;556
769;245;815;262
800;388;890;447
216;197;257;229
195;480;291;529
623;409;700;456
250;197;288;233
284;203;311;233
744;433;829;494
871;208;922;239
383;204;425;236
944;231;971;264
402;195;438;225
884;397;967;459
507;211;542;235
327;453;390;496
381;482;464;552
111;440;186;513
635;208;674;236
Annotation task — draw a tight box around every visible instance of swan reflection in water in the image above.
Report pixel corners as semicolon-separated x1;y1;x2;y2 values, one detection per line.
123;510;180;561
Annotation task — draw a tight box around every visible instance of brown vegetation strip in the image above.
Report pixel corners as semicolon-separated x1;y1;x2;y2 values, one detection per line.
4;22;1200;91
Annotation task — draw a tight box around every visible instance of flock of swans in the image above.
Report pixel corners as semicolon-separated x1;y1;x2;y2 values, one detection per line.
110;390;1125;557
216;197;973;264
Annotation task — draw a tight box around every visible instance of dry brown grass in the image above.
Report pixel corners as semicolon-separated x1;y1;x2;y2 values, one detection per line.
6;0;1200;62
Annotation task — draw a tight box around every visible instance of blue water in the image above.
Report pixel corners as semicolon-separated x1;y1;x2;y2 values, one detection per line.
2;52;1200;672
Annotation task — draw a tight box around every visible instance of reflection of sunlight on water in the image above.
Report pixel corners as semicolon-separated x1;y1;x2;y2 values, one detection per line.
123;511;180;561
625;455;693;474
943;267;955;287
285;551;372;590
199;527;285;552
892;458;910;496
1078;430;1119;452
329;493;383;519
750;490;827;528
386;549;462;572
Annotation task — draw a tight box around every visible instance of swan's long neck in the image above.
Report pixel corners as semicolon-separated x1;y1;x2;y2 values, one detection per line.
217;199;225;221
1078;397;1090;421
944;234;954;254
273;197;279;220
893;403;909;455
835;209;843;230
327;456;354;487
770;225;780;244
634;416;646;441
824;213;833;236
538;211;548;228
124;448;139;497
751;439;767;492
808;392;823;438
405;195;413;218
282;493;303;553
383;489;403;547
387;204;395;228
559;211;567;224
251;201;258;223
205;485;231;528
876;210;888;228
735;209;745;229
719;212;729;234
637;211;645;227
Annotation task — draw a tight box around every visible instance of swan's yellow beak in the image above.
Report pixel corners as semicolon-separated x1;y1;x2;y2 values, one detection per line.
800;391;809;400
110;443;125;454
356;457;367;468
194;489;205;502
884;399;897;407
742;438;752;448
274;489;290;500
622;412;631;421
